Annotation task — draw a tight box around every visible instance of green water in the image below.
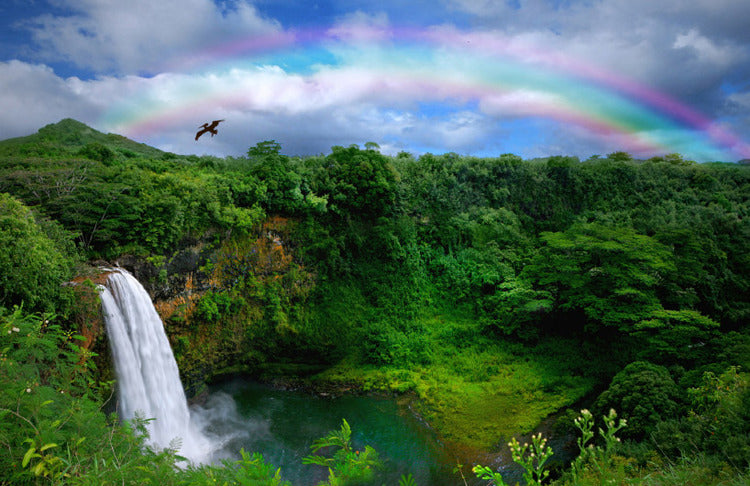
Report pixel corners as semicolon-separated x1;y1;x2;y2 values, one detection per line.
200;378;465;485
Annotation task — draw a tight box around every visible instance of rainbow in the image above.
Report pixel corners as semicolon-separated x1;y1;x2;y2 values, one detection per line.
101;25;750;161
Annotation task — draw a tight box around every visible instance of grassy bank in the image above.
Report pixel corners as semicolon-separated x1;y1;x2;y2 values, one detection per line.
311;311;595;451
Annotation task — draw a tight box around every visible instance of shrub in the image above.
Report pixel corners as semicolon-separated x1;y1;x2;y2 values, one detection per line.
0;193;72;312
687;367;750;469
593;361;680;440
77;142;115;163
360;321;433;367
193;290;241;323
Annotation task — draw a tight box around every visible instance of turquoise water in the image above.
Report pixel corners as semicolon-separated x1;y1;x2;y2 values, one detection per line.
197;378;465;485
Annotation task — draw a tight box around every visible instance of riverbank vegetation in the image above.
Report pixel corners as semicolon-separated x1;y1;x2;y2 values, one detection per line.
1;118;749;484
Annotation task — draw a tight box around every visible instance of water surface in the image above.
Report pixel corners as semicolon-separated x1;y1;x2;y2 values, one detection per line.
194;378;465;485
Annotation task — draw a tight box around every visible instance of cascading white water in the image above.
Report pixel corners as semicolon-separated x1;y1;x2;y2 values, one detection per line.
99;268;211;463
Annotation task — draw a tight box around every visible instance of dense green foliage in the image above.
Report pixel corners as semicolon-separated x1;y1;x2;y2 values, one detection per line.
1;119;749;483
0;194;74;313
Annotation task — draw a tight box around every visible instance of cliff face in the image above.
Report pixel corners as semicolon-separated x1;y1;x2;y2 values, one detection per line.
75;242;211;340
82;218;309;396
114;242;214;303
74;243;215;394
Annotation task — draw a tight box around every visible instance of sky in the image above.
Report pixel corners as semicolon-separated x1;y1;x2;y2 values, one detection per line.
1;0;750;162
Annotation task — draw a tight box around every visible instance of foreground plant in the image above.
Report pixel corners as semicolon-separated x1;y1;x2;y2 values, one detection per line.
473;409;626;486
569;408;626;482
302;419;381;485
215;449;289;486
473;432;553;486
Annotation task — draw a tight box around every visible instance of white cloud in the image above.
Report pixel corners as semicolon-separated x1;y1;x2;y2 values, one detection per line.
0;60;100;137
478;90;567;118
673;29;737;67
24;0;281;74
446;0;750;102
432;111;489;148
328;10;392;43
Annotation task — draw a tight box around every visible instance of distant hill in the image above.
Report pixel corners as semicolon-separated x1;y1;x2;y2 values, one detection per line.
0;118;165;159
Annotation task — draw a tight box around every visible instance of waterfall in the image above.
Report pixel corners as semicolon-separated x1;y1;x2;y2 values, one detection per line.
99;268;211;463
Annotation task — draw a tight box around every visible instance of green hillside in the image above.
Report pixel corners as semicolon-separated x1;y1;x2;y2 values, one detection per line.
0;118;165;159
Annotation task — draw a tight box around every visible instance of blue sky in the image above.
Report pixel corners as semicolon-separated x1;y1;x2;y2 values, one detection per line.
1;0;749;161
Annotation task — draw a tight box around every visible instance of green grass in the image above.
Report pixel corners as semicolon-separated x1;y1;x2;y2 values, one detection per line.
313;311;595;450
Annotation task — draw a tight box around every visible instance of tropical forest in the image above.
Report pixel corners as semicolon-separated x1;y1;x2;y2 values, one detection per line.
1;118;749;485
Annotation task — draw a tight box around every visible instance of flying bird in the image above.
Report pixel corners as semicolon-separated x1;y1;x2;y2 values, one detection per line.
195;119;224;140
